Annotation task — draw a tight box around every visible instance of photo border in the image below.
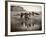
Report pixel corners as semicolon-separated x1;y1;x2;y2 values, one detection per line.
5;1;45;36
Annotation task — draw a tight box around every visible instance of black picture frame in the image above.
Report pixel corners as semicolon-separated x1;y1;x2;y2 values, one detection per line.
5;1;45;36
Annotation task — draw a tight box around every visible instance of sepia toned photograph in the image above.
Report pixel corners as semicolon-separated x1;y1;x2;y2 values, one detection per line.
5;1;45;35
11;5;42;32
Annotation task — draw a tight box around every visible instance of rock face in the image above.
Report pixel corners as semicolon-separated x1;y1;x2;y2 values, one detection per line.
11;6;25;11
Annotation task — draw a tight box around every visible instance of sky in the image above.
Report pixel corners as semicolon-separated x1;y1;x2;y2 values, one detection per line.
21;5;42;12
